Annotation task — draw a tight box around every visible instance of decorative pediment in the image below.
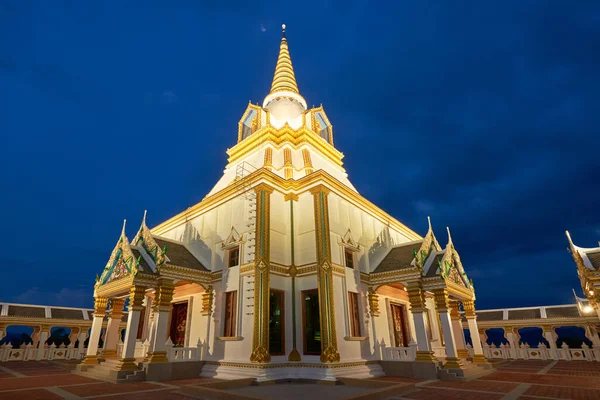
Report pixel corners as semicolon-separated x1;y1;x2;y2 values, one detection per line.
98;220;140;286
339;229;360;252
132;210;167;269
412;217;442;269
438;228;472;290
222;226;243;250
310;106;333;145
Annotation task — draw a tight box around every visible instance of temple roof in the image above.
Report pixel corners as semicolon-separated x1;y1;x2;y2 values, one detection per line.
372;240;423;273
584;249;600;270
154;237;208;271
269;24;299;95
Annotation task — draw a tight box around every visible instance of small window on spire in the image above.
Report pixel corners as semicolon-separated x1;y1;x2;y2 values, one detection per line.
242;109;257;140
315;112;331;142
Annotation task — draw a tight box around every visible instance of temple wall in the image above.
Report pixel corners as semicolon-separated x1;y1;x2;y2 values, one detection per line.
375;285;416;348
327;192;414;273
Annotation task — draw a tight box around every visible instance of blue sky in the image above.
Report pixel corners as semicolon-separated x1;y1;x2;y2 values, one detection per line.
1;1;599;309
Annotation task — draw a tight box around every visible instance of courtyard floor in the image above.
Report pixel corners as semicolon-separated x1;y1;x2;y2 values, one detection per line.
0;359;598;399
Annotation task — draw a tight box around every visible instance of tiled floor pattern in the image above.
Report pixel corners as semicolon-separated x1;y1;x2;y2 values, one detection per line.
0;360;599;399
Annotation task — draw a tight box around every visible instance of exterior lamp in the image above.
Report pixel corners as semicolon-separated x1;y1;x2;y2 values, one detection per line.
582;305;594;314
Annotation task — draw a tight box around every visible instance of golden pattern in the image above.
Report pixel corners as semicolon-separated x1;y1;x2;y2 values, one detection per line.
302;148;314;175
153;279;175;312
201;285;214;316
311;185;340;363
269;31;300;95
367;288;380;317
263;147;273;171
283;148;293;179
250;184;273;363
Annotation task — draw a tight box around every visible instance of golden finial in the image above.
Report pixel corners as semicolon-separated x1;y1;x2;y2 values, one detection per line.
446;226;453;245
121;219;127;237
268;23;299;95
142;209;147;225
427;216;432;232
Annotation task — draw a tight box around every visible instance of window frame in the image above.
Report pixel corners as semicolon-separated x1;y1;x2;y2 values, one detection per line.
348;292;361;338
228;246;240;268
223;291;238;337
344;249;354;269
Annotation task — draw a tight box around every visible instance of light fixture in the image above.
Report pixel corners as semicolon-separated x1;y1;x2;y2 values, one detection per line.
403;287;408;292
590;290;595;296
583;305;593;314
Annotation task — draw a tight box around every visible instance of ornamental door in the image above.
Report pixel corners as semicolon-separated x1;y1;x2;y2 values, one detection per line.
169;302;188;347
391;303;409;347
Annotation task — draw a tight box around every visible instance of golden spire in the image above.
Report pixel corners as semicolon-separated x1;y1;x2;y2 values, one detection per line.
269;24;300;95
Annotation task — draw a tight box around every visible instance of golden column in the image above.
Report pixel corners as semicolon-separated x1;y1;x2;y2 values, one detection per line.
310;185;340;363
102;298;126;359
406;282;436;362
81;296;109;364
250;183;274;363
146;279;175;363
449;301;470;359
462;299;487;364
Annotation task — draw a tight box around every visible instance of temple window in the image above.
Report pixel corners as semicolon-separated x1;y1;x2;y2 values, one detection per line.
348;292;361;337
344;249;354;269
228;246;240;268
223;291;237;337
315;112;331;142
241;109;257;140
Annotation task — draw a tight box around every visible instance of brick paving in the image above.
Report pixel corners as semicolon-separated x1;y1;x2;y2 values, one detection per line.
0;360;598;399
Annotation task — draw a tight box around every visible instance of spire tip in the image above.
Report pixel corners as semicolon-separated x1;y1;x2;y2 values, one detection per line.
282;24;286;39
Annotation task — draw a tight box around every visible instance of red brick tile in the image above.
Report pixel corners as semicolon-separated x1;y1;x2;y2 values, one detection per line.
371;376;423;384
96;389;194;399
425;380;518;393
0;374;98;391
162;377;218;386
63;382;161;396
525;384;600;400
0;389;62;400
403;388;504;400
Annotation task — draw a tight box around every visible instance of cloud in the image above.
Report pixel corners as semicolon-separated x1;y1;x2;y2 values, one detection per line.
14;287;92;308
260;24;266;33
161;90;178;104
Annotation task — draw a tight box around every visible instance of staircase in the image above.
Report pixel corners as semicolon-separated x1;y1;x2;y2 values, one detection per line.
438;360;495;380
74;359;146;383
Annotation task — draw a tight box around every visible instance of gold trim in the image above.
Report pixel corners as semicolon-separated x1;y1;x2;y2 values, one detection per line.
250;184;273;363
311;187;340;363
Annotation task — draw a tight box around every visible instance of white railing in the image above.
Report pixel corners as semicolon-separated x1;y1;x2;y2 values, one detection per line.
379;339;417;361
0;343;87;362
481;342;600;362
432;346;447;358
165;338;203;362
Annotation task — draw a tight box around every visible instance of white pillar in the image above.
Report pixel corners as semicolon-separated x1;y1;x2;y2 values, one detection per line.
407;283;436;362
434;290;463;369
543;326;558;359
450;302;469;359
505;327;518;359
115;286;146;371
77;331;88;358
81;297;108;365
36;326;51;360
463;299;488;364
102;298;126;359
146;279;174;363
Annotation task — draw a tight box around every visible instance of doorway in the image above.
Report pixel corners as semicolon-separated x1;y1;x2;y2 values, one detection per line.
169;301;188;347
269;289;285;355
390;303;409;347
302;289;321;355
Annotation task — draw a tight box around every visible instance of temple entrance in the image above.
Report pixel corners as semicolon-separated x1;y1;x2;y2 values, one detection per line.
169;301;188;347
302;289;321;355
269;289;285;355
390;303;409;347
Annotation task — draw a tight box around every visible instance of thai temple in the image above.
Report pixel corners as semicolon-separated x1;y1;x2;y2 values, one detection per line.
1;25;599;384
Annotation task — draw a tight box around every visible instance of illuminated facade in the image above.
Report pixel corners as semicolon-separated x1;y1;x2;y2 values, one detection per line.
74;25;489;382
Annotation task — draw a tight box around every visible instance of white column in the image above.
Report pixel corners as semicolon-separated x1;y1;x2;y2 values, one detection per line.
505;327;518;359
407;283;436;362
36;326;51;360
81;297;108;364
435;290;463;369
102;298;126;359
463;299;488;364
450;302;468;359
146;279;174;363
115;286;146;371
543;326;558;359
77;330;88;358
